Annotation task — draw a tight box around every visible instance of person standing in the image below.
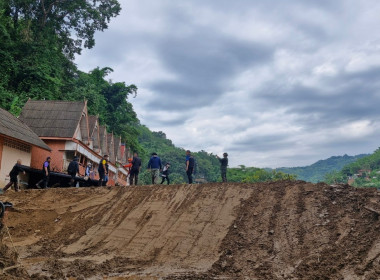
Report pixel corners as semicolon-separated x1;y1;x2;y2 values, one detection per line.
147;152;162;184
67;156;80;187
36;157;51;189
160;162;171;185
98;155;109;186
129;152;142;185
217;153;228;182
2;159;25;192
186;150;195;184
85;162;92;178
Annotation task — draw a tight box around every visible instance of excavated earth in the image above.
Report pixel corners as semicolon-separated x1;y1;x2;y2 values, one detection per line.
1;181;380;279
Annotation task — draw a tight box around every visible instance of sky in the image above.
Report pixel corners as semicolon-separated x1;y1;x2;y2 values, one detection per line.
75;0;380;168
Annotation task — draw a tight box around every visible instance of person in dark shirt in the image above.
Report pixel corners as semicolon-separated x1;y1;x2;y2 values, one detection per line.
147;152;162;184
186;150;195;184
2;159;25;192
67;156;80;187
98;155;109;186
36;157;51;189
216;153;228;182
130;152;142;185
160;162;171;185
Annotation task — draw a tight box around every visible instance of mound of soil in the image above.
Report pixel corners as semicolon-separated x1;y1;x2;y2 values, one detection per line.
0;224;29;279
1;181;380;279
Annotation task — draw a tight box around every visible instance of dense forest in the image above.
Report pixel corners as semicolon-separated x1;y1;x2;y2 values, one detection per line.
0;0;298;184
325;148;380;187
275;154;368;183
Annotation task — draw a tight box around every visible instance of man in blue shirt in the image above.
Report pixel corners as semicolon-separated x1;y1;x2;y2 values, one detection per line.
36;157;51;189
147;152;162;184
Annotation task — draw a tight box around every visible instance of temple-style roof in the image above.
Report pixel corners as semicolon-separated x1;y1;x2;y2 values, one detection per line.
0;108;51;151
19;100;88;139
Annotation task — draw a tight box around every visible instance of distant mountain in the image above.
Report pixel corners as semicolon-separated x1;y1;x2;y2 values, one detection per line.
275;154;369;183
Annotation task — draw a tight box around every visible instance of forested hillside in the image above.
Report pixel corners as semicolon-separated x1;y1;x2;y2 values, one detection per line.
325;148;380;187
275;154;368;183
136;126;223;184
0;1;141;149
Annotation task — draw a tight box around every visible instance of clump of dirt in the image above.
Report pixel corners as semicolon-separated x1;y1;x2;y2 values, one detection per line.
0;223;29;279
1;181;380;279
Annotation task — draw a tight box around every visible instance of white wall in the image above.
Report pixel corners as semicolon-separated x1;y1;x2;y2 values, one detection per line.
0;143;31;188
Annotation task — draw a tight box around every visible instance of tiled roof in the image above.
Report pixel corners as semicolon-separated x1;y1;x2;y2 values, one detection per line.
114;136;121;162
19;100;86;138
107;133;115;163
88;115;98;137
0;108;51;151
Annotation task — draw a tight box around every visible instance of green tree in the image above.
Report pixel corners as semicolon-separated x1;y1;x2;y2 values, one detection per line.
4;0;121;59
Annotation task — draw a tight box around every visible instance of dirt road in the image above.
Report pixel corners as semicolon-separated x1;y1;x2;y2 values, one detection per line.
1;181;380;279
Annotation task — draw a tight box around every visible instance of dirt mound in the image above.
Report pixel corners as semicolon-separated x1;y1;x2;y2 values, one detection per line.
1;181;380;279
0;224;29;279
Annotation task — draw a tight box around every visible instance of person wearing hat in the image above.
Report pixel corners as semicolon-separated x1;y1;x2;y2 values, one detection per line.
147;152;162;184
160;162;171;185
216;153;228;182
67;156;80;187
36;157;51;189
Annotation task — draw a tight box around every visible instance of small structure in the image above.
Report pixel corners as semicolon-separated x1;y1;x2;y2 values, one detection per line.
19;100;129;186
0;108;51;188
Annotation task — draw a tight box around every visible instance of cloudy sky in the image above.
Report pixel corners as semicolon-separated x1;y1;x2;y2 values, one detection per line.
76;0;380;168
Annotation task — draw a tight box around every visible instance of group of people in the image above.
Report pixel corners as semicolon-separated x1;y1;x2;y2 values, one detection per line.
145;150;228;185
0;150;229;192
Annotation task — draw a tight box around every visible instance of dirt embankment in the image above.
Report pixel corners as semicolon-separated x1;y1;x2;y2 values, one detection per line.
1;181;380;279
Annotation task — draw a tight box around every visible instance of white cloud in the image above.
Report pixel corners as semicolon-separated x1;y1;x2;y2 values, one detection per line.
76;0;380;168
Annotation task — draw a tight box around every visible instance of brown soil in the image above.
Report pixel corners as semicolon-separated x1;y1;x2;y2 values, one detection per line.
1;181;380;279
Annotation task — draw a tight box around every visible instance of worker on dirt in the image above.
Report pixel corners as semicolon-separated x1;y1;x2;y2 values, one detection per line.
98;155;109;186
129;152;142;185
160;162;171;185
2;159;25;192
216;153;228;182
67;156;80;187
147;152;162;184
186;150;195;184
36;157;51;189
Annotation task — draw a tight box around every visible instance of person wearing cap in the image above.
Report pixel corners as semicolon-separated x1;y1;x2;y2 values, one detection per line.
147;152;162;184
36;157;51;189
67;156;80;187
98;155;109;186
160;162;171;185
216;153;228;182
185;150;195;184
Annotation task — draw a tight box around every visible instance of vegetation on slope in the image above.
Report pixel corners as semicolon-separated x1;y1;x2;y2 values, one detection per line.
275;154;368;183
325;148;380;187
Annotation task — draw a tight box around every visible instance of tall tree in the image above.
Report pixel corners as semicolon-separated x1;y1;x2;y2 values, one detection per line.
4;0;121;58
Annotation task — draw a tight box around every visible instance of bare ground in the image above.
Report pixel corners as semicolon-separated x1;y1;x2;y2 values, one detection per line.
1;181;380;279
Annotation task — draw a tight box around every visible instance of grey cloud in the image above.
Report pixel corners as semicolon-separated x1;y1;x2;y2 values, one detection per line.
252;67;380;129
230;134;296;153
76;0;380;167
145;33;273;110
